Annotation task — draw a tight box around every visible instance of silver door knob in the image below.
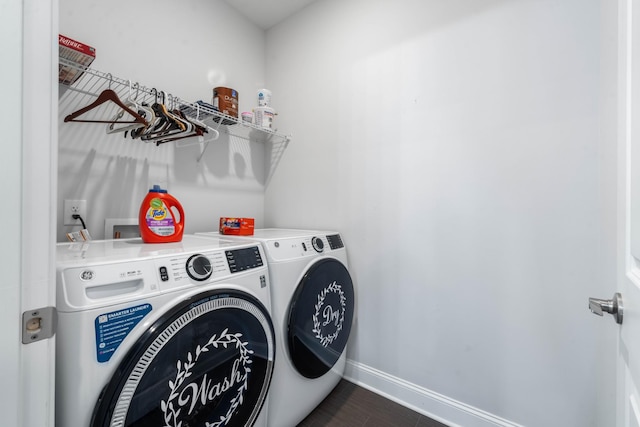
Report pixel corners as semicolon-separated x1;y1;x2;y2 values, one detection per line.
588;292;623;324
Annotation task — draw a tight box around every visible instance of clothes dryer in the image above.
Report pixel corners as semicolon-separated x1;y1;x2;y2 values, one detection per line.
55;235;275;427
197;229;355;427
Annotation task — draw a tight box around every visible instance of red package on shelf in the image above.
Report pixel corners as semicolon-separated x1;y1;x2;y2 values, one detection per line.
58;34;96;85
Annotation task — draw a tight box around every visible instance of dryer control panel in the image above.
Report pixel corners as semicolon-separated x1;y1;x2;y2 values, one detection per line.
326;234;344;250
266;234;345;262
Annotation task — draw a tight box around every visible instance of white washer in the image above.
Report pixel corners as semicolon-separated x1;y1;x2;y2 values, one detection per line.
197;229;355;427
56;235;275;427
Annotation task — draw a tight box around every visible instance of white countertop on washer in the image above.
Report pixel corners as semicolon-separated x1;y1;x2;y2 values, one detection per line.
56;235;251;266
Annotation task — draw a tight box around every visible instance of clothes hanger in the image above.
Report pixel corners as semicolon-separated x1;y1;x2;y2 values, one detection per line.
127;102;156;139
166;94;192;133
179;101;207;128
132;88;168;140
64;74;147;125
141;92;186;141
153;109;209;145
174;102;221;147
105;81;148;134
128;88;159;139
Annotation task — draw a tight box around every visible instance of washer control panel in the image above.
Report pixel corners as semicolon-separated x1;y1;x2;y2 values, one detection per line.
159;245;264;289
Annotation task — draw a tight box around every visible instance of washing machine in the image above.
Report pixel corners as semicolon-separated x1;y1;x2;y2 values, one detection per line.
55;235;276;427
197;229;355;427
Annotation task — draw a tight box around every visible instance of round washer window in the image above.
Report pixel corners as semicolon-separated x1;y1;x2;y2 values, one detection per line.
91;290;275;427
287;258;354;379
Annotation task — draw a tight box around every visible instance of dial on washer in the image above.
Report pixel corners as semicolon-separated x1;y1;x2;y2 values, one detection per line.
186;254;212;281
311;237;324;253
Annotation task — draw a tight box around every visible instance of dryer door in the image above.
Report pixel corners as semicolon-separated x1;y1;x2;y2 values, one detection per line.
91;290;275;427
287;258;355;379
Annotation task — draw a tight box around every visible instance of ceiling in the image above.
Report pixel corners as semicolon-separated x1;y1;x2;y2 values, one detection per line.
222;0;318;30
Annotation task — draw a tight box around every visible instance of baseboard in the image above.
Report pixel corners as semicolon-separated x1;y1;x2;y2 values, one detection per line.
343;359;524;427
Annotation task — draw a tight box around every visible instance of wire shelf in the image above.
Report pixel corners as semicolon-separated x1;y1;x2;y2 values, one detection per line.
58;57;291;165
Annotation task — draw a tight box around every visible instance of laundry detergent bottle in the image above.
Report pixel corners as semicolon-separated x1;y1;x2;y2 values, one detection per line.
139;185;185;243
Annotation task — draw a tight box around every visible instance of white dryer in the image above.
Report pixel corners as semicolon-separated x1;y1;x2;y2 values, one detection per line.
197;229;355;427
55;235;275;427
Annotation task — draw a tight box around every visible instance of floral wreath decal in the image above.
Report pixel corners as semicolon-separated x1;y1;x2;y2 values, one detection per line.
160;328;253;427
312;281;347;347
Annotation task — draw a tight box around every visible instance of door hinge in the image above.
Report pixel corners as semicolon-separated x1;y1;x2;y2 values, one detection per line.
22;307;57;344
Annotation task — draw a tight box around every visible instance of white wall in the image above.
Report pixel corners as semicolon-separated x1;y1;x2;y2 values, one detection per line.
53;0;618;425
265;0;616;426
58;0;269;241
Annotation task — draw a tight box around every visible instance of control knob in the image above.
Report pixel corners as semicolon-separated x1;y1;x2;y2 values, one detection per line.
311;237;324;253
186;254;212;281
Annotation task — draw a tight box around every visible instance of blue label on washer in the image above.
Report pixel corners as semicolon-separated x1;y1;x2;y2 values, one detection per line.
94;303;152;363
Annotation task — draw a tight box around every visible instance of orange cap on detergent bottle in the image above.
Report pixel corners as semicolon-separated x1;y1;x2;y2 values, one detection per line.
139;185;185;243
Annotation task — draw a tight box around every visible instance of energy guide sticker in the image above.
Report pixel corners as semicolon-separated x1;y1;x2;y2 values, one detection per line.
94;303;152;363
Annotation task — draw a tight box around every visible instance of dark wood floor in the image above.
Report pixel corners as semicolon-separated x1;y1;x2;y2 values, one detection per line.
297;380;449;427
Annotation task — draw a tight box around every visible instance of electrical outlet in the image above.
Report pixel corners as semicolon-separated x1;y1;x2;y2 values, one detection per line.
63;199;87;226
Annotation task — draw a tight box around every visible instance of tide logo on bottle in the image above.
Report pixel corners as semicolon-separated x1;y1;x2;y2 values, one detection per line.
150;198;167;220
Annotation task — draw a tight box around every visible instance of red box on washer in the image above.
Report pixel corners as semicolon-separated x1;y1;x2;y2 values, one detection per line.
219;217;255;235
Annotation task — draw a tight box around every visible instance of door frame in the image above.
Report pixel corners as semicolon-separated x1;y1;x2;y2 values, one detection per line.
8;1;58;426
617;0;640;425
0;0;26;423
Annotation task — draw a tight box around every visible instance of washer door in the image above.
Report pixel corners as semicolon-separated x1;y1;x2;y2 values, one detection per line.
91;290;275;427
287;258;355;379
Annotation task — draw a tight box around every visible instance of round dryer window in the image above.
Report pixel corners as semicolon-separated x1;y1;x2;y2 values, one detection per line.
91;290;275;427
287;258;355;379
